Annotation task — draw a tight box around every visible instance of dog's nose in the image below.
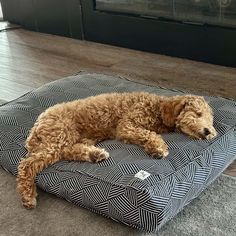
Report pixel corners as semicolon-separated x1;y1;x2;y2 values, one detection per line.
204;128;211;136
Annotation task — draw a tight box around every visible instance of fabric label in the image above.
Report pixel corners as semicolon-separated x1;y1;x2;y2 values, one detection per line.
135;170;151;180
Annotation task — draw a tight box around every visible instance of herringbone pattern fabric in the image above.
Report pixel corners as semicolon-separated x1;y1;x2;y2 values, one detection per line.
0;73;236;232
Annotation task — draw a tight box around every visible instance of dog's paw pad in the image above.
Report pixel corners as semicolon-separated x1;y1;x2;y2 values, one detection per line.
89;149;109;163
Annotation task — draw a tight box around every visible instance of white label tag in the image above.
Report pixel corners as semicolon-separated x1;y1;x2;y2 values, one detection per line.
135;170;151;180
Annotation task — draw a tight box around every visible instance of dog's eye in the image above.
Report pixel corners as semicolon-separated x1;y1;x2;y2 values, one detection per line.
196;112;202;117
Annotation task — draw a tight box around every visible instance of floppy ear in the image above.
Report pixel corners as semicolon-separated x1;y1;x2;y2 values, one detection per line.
183;96;206;115
160;95;207;127
160;96;187;127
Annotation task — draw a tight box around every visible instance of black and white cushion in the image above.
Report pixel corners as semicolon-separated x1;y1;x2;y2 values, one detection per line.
0;73;235;232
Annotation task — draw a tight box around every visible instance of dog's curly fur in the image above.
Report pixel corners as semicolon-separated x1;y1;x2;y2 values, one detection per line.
16;92;217;209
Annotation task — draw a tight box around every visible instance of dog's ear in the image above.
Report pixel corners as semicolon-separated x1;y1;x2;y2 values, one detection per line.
160;96;187;127
160;95;207;127
182;96;206;115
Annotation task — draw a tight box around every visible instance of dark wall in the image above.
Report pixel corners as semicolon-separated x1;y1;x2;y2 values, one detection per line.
1;0;83;39
1;0;236;67
81;0;236;67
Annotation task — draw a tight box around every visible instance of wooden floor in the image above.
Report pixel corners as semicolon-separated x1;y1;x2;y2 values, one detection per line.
0;23;235;176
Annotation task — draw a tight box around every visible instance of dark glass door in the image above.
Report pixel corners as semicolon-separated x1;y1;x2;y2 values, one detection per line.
81;0;236;67
1;0;235;66
96;0;236;28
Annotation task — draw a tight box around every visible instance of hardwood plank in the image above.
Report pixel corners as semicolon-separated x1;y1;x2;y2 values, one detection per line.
0;29;235;99
0;21;20;31
0;99;7;105
0;77;32;101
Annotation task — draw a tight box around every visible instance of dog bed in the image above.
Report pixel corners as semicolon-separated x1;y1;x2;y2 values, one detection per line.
0;73;236;232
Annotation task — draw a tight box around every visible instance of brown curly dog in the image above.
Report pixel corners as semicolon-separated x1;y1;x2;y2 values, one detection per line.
17;92;217;209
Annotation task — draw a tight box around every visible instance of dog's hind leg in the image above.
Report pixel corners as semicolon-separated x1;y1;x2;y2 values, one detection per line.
62;143;109;163
17;147;62;209
17;142;109;209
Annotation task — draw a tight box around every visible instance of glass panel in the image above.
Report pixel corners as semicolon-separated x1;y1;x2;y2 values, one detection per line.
219;0;236;27
174;0;236;28
96;0;173;18
95;0;236;28
174;0;220;26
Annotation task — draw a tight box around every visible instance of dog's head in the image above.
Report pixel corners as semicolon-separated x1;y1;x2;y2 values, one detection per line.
175;96;217;140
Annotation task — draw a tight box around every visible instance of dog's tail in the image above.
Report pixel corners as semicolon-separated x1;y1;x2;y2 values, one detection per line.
17;143;62;209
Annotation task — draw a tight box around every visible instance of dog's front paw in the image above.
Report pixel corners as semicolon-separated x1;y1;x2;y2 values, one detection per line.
89;148;109;163
145;142;169;159
153;148;169;158
151;147;169;159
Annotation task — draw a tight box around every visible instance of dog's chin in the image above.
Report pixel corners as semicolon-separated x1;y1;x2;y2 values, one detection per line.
189;132;204;140
179;128;207;140
183;129;217;140
198;129;217;140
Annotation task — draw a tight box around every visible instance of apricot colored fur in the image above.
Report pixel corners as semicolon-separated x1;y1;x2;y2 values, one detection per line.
17;92;217;209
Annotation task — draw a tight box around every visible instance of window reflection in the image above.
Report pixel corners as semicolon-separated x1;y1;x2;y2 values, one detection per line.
96;0;236;28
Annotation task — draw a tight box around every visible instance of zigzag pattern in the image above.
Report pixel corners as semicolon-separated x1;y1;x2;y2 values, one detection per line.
0;73;236;232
